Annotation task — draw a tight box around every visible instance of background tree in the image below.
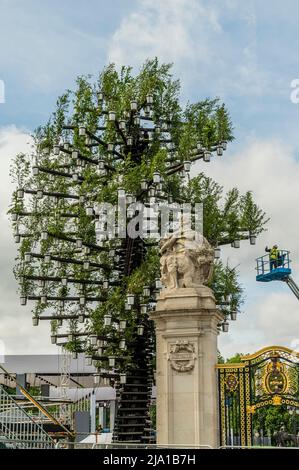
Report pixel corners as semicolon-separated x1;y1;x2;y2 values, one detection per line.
9;59;268;442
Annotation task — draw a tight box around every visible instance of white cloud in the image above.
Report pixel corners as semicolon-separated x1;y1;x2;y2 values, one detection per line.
108;0;221;79
256;292;299;344
203;138;299;266
0;126;55;354
219;291;299;358
201;137;299;357
107;0;268;97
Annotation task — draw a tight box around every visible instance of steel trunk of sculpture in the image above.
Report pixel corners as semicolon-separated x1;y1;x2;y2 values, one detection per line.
151;219;223;447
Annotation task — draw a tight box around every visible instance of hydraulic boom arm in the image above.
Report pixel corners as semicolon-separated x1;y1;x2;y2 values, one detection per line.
283;276;299;301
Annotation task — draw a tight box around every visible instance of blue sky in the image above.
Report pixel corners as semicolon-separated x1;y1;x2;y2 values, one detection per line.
0;0;137;128
1;0;299;356
1;0;299;142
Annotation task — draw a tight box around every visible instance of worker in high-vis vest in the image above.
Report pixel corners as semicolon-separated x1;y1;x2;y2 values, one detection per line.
265;245;279;270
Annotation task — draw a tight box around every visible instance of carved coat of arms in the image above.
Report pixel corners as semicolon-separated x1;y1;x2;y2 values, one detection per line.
169;340;196;372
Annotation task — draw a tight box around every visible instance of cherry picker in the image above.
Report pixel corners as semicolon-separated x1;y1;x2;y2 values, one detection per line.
256;250;299;299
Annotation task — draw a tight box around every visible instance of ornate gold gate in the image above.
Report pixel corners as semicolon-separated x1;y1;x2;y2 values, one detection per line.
217;346;299;446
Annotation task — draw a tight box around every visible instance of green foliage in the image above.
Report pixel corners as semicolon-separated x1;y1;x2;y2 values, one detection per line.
225;353;246;364
184;174;268;245
183;99;233;152
217;351;225;364
150;403;156;429
211;261;244;313
127;249;160;295
9;153;31;187
240;191;270;235
252;405;299;436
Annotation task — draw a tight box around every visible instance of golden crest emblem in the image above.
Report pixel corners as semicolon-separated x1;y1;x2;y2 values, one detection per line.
262;357;288;395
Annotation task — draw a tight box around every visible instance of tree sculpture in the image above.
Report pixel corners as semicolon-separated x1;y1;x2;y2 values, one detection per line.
9;59;268;443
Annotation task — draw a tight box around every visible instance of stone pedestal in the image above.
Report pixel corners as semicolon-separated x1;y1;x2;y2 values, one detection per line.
150;287;223;448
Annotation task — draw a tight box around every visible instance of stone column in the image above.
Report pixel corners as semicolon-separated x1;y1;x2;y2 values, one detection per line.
99;406;106;429
90;391;96;433
150;286;223;448
109;400;116;433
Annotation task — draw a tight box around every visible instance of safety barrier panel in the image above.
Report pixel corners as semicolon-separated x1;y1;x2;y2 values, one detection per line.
0;386;55;448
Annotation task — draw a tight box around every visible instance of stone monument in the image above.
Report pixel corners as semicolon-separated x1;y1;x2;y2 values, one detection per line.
150;216;223;448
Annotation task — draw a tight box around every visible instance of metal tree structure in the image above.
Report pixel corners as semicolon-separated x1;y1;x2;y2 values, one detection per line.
9;60;268;443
